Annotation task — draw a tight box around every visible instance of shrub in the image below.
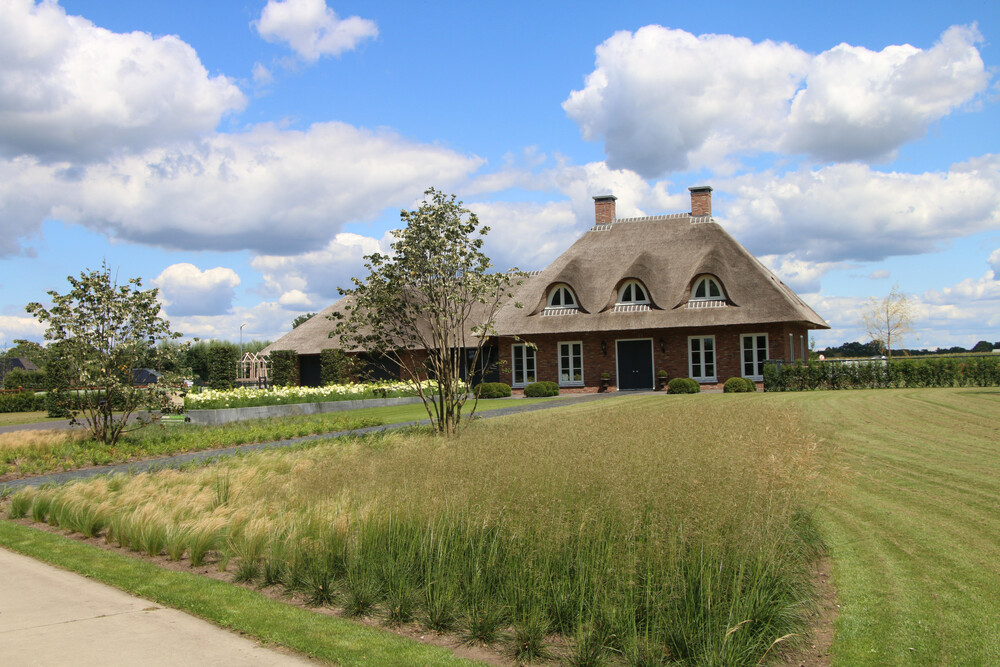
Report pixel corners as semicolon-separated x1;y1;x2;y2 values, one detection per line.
524;381;559;397
724;377;756;393
269;350;299;387
208;344;239;390
475;382;511;399
3;368;46;390
667;378;700;394
0;390;44;413
320;348;356;385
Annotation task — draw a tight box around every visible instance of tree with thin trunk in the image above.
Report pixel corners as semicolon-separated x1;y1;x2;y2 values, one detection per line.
861;284;914;359
333;188;522;436
26;263;182;445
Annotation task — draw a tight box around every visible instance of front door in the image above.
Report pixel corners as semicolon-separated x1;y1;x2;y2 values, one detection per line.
616;339;653;390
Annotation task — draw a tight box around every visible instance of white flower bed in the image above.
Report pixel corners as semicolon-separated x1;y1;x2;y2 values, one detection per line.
184;380;453;410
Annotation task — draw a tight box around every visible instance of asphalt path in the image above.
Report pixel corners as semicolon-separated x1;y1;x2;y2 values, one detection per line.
0;391;626;493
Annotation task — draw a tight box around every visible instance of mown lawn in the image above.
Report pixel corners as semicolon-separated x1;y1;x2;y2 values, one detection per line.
780;387;1000;666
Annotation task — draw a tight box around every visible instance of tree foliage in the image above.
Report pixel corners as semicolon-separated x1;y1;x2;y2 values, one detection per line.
26;263;181;445
861;284;914;359
292;312;317;329
334;188;522;436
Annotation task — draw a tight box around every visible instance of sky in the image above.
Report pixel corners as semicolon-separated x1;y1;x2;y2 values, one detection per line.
1;0;998;351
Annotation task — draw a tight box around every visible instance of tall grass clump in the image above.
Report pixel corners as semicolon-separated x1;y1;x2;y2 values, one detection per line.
16;394;823;665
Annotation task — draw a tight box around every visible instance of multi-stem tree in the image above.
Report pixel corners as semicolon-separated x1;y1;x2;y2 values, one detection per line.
26;263;182;445
334;188;521;436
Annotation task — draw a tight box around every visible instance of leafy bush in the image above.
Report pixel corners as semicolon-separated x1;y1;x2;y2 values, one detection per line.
667;378;700;394
269;350;299;387
724;377;756;393
0;391;44;413
475;382;511;399
524;381;559;397
3;368;46;390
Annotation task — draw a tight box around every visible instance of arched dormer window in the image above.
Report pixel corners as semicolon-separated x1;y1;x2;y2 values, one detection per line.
546;284;577;309
691;275;724;301
617;280;649;305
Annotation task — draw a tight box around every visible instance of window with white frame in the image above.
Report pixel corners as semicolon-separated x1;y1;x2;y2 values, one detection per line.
688;335;716;382
511;344;536;387
741;334;768;380
690;275;724;301
617;280;649;305
558;341;583;386
546;285;577;309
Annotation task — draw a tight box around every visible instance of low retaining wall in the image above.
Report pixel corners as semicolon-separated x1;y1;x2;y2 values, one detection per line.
182;396;425;426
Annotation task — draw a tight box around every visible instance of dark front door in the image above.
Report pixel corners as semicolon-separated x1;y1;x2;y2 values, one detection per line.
299;355;321;387
616;339;653;390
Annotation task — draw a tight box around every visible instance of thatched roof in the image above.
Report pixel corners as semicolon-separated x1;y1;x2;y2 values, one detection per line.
262;298;350;356
264;210;827;355
492;213;828;336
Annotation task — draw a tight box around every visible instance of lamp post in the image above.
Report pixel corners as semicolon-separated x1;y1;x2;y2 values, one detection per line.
239;323;246;382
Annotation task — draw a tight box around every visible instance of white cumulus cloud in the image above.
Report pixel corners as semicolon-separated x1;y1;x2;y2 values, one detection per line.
0;121;484;256
255;0;377;62
0;0;246;162
720;155;1000;264
251;231;391;302
564;25;988;176
152;263;241;317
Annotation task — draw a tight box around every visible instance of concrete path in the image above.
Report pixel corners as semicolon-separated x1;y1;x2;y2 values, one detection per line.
0;391;628;492
0;547;313;666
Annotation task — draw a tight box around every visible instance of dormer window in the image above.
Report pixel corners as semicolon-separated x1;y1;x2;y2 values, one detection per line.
617;280;649;305
691;276;724;301
547;285;577;309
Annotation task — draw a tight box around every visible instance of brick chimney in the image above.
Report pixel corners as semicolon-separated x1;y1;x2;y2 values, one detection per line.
689;186;713;217
593;194;617;224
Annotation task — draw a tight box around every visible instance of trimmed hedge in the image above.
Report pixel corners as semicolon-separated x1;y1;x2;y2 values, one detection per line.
523;381;559;397
475;382;512;399
208;345;239;390
667;378;700;394
723;377;756;393
269;350;299;387
0;391;45;413
3;368;46;391
764;355;1000;392
319;348;355;385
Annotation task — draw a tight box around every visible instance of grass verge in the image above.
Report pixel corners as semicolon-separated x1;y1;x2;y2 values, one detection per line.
0;411;64;427
0;520;480;666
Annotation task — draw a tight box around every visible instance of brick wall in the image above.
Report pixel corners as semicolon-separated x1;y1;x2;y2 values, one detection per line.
498;323;813;389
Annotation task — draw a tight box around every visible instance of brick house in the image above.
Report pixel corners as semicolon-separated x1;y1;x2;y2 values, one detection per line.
264;187;828;389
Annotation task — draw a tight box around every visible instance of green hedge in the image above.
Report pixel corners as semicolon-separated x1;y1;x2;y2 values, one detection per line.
723;377;756;393
2;368;47;390
523;381;559;397
208;345;239;390
269;350;299;387
667;378;700;394
764;356;1000;392
0;391;45;413
474;382;511;398
319;348;355;385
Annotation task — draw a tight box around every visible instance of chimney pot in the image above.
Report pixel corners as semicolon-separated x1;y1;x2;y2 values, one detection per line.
688;186;713;218
593;194;617;224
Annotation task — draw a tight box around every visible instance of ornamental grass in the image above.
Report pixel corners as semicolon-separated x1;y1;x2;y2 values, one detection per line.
11;394;824;665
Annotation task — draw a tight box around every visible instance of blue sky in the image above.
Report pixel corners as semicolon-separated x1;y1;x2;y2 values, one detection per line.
1;0;998;350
